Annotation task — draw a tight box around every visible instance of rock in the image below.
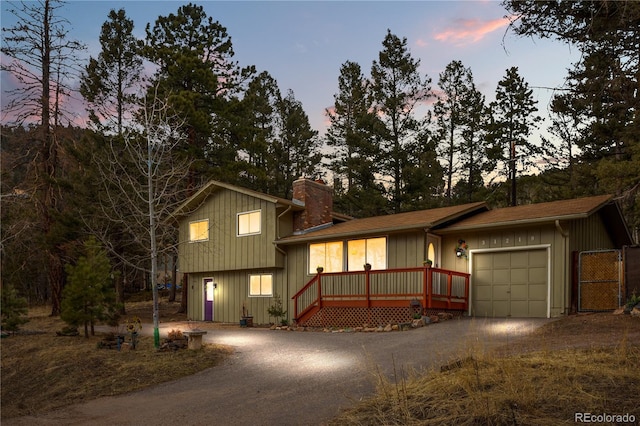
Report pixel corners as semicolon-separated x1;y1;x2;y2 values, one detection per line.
411;319;423;328
355;327;363;332
270;324;277;330
437;312;454;320
383;324;393;332
430;315;439;323
632;307;640;317
613;307;625;315
391;324;399;331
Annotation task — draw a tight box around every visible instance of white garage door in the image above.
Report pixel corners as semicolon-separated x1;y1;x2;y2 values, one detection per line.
472;249;548;318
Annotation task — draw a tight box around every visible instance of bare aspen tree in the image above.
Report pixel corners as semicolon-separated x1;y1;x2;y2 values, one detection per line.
90;85;191;347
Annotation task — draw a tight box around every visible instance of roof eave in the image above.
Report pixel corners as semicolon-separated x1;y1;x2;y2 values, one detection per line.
277;202;489;244
437;213;592;233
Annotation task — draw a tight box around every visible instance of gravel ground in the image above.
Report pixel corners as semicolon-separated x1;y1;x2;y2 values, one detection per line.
5;317;551;426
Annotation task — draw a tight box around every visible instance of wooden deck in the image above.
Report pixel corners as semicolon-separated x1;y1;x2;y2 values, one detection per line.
292;267;470;327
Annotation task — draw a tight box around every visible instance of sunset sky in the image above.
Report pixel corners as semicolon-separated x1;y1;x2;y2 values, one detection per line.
1;1;579;135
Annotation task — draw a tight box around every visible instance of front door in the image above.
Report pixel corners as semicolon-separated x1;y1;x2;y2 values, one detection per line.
426;234;441;267
204;278;214;321
426;234;442;293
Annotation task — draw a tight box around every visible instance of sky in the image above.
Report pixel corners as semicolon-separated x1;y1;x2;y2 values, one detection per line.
1;0;580;137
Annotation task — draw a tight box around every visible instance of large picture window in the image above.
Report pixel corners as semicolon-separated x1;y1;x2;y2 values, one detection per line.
189;219;209;242
309;241;343;274
347;237;386;270
238;210;261;236
249;274;272;297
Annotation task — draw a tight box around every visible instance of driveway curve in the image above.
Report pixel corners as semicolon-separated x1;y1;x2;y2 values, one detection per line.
6;317;551;426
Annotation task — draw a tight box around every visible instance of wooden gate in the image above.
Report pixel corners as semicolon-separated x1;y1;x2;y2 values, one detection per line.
578;250;623;311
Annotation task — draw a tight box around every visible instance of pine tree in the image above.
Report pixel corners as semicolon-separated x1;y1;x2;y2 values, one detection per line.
1;284;29;333
142;2;255;190
487;67;541;206
371;30;433;212
326;61;387;216
271;90;321;199
236;71;282;193
458;78;491;203
434;60;488;204
62;237;118;338
80;8;143;135
1;0;85;315
503;0;640;238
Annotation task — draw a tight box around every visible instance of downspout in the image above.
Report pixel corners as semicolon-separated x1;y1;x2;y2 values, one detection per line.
555;220;570;315
275;205;292;320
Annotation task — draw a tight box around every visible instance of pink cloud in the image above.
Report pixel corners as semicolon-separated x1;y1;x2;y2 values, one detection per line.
434;17;509;45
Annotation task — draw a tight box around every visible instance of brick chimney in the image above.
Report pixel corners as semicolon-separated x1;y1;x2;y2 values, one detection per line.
292;178;333;232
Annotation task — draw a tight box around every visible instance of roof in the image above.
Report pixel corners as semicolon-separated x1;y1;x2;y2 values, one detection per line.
439;194;633;246
276;202;488;244
440;194;615;231
170;180;304;220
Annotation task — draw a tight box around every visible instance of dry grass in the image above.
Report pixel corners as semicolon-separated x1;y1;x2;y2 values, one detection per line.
1;300;230;420
332;315;640;425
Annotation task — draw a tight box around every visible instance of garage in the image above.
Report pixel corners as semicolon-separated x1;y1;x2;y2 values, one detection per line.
472;248;549;318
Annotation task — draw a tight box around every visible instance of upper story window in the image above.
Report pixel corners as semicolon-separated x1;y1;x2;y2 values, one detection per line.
189;219;209;242
237;210;261;236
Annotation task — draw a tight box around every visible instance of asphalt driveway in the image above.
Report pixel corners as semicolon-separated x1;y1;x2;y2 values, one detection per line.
6;317;551;426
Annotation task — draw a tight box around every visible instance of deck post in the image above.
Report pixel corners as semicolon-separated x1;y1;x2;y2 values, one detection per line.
447;274;453;308
365;270;371;308
317;274;323;309
464;275;470;310
426;267;432;308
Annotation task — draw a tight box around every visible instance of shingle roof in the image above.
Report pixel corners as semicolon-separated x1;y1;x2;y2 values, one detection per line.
276;202;488;244
440;194;614;231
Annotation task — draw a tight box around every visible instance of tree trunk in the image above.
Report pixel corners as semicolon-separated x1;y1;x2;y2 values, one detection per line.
178;274;188;314
170;253;177;302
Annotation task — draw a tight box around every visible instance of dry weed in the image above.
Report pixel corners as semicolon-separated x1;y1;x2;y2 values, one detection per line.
332;332;640;425
1;305;230;420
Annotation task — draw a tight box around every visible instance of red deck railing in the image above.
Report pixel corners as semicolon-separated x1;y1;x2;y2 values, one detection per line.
292;267;470;325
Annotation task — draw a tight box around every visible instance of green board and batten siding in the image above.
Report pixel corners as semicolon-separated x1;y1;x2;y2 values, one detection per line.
178;189;292;324
178;190;285;273
440;215;616;318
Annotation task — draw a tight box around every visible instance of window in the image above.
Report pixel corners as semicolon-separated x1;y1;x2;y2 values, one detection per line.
249;274;272;297
309;241;343;274
238;210;261;236
189;219;209;242
347;237;386;270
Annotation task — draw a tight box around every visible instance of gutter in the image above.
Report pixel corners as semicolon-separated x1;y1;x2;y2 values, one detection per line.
555;219;569;237
555;219;570;315
439;213;590;233
274;205;293;256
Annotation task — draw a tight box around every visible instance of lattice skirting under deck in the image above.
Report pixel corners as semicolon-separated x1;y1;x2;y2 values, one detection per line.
299;306;463;328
